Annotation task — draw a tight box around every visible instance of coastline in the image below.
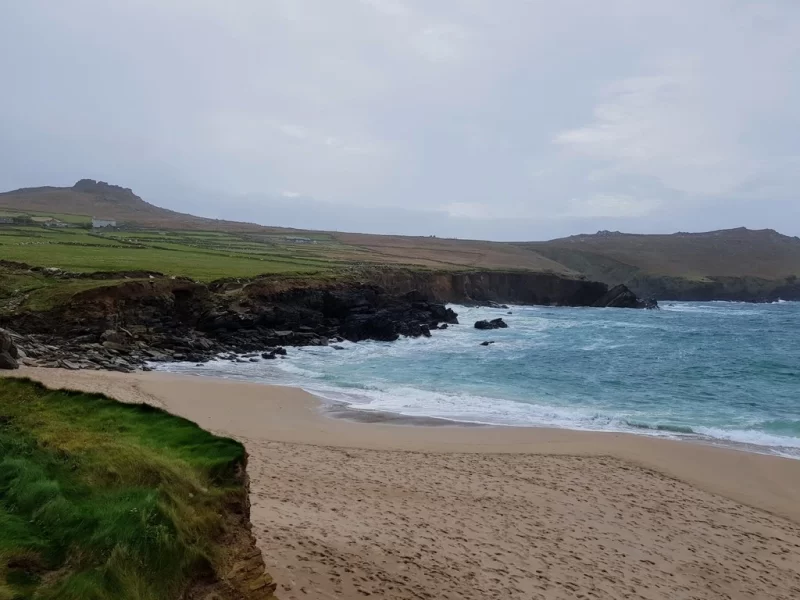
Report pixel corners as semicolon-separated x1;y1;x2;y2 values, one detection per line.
5;367;800;599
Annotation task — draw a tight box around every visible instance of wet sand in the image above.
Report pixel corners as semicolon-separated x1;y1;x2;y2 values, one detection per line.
6;367;800;599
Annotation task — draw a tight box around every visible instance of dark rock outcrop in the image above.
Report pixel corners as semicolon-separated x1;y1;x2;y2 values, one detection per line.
624;273;800;303
0;266;655;372
2;279;461;370
0;328;19;369
591;284;659;309
474;318;508;330
364;270;611;306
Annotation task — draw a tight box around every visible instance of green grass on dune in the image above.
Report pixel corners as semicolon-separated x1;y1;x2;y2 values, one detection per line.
0;378;246;600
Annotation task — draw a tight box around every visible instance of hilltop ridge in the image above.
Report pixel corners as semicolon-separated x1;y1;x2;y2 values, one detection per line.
1;180;799;300
0;179;281;232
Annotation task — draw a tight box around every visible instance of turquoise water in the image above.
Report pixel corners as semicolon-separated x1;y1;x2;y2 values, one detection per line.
161;301;800;457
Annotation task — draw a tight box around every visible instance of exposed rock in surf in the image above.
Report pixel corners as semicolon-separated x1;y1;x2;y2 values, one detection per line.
474;318;508;330
591;284;659;309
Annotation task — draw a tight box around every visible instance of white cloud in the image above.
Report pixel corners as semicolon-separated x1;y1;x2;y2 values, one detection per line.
563;194;662;219
412;24;469;62
445;202;493;219
1;1;800;238
359;0;410;18
554;64;754;196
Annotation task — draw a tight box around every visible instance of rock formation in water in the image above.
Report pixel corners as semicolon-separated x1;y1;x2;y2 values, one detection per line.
474;318;509;330
591;284;659;309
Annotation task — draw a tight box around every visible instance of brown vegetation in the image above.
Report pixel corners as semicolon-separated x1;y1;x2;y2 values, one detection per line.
3;180;800;300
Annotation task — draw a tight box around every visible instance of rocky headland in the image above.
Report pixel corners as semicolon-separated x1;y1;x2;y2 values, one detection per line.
0;265;654;372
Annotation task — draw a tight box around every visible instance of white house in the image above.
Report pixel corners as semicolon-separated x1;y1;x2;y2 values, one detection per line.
92;217;117;228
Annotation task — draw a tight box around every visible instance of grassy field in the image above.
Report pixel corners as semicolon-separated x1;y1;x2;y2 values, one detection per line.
0;377;253;600
0;226;345;280
0;271;138;315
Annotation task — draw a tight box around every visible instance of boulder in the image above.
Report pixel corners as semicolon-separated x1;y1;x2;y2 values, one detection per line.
101;329;132;346
0;328;19;369
474;318;508;330
0;328;18;358
591;284;659;309
0;352;18;370
102;341;130;352
485;301;509;309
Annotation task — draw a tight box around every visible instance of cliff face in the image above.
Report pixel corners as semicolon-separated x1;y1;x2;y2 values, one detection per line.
359;270;609;306
1;267;649;371
527;228;800;302
203;454;278;600
627;274;800;302
5;269;628;340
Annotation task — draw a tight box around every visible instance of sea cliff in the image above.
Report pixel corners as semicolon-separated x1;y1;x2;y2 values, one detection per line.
1;264;649;372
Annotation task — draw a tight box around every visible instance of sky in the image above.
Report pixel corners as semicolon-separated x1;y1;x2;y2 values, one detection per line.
1;0;799;240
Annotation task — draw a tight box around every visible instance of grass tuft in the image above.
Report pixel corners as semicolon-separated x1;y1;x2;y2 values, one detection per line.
0;378;247;600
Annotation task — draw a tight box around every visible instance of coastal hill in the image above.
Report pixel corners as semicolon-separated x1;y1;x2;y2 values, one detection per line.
528;228;800;279
526;229;800;300
1;179;799;300
0;179;282;233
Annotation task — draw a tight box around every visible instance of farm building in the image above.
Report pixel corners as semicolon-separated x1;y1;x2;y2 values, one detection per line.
0;216;14;225
31;216;69;227
92;217;117;228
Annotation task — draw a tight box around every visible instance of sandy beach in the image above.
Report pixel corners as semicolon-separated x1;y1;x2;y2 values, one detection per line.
5;367;800;600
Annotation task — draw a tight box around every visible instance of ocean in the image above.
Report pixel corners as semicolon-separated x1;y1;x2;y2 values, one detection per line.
158;301;800;458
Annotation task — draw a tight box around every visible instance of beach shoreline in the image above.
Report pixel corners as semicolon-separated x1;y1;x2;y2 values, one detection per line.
5;366;800;599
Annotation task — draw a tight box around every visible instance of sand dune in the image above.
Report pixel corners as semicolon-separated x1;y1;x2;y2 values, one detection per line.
8;367;800;600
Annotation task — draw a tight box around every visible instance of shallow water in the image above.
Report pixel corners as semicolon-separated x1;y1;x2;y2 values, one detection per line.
159;301;800;458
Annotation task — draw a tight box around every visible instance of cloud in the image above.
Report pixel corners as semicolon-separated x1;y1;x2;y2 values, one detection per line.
0;1;799;239
553;62;754;196
412;24;469;62
562;194;662;219
359;0;410;18
444;202;493;219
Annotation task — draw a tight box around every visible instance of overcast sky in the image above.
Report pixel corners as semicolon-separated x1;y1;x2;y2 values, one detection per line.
1;1;799;240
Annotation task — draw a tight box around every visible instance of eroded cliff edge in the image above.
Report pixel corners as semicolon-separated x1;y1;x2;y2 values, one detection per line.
1;264;650;370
